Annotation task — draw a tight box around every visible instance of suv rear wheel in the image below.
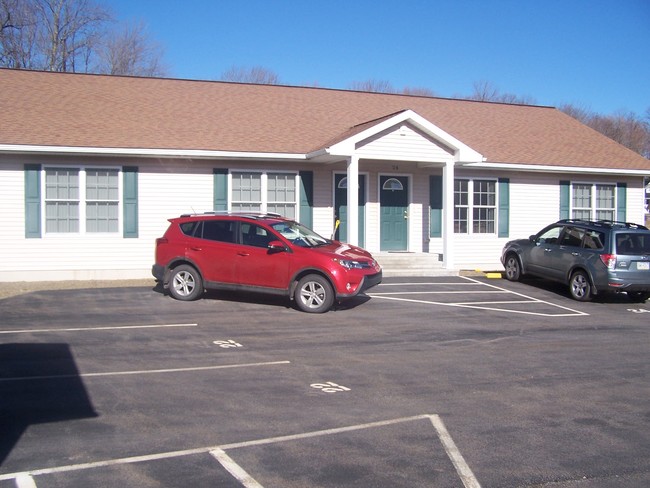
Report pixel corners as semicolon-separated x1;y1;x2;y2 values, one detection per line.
169;264;203;301
295;274;334;313
569;270;592;301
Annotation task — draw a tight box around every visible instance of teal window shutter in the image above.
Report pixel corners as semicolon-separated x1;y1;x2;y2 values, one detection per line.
498;178;509;238
299;171;313;228
213;168;228;211
429;175;442;237
123;166;138;238
559;180;570;219
25;164;42;238
616;182;626;222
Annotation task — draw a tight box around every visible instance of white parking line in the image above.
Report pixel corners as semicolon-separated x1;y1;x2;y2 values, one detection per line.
0;360;291;383
0;414;480;488
370;277;588;317
0;323;198;334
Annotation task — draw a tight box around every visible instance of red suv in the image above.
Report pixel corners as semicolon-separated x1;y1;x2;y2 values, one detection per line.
152;213;382;313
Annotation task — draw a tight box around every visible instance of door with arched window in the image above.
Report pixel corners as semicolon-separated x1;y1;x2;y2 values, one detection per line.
380;175;408;251
334;174;365;247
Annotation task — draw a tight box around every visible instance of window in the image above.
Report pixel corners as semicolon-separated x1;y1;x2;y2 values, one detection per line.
571;183;616;220
231;172;262;212
454;179;496;234
231;171;297;218
44;167;120;234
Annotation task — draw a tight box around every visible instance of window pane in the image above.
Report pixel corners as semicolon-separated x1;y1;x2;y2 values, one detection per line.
596;184;615;209
473;208;495;233
232;172;262;205
86;202;118;232
454;207;468;233
595;209;615;221
572;209;591;220
473;180;495;206
87;169;118;201
572;184;591;209
45;168;79;200
46;202;79;233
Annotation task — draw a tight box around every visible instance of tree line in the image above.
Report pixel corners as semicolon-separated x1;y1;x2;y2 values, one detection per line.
2;0;648;159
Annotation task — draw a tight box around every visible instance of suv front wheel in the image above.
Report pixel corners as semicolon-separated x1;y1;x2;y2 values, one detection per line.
504;254;522;281
295;274;334;313
169;264;203;301
569;270;592;301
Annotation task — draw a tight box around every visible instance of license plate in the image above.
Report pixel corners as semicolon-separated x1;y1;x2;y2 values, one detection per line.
637;261;650;270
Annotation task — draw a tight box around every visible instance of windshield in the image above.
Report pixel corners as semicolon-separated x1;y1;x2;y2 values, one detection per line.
271;221;329;247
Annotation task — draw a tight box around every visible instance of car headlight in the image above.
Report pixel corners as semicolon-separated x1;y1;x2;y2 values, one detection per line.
334;258;364;269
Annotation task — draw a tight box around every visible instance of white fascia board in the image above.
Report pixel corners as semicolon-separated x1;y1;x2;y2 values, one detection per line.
0;144;306;161
325;109;484;162
459;161;650;176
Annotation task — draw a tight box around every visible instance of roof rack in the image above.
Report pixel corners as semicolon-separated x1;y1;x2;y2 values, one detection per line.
179;211;285;219
557;219;648;230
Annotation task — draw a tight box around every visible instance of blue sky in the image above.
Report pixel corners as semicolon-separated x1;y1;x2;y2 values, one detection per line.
107;0;650;115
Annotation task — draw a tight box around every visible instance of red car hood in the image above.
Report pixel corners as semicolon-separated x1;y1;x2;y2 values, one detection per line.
310;241;375;261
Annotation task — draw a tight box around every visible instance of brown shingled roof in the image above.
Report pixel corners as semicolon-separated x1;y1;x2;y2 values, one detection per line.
1;68;648;170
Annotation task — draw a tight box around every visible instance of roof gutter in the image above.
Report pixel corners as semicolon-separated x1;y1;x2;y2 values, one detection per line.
459;161;650;176
0;144;307;161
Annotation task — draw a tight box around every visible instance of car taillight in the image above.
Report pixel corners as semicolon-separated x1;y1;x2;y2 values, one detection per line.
599;254;616;269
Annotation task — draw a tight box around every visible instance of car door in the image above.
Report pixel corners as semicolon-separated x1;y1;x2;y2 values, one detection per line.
555;226;587;280
526;225;563;278
235;222;291;290
184;220;239;284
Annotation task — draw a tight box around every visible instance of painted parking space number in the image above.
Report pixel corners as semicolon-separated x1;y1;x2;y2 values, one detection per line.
310;381;351;393
627;308;649;314
213;340;243;348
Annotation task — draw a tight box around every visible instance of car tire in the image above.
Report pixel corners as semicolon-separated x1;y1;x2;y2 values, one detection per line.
569;270;592;301
294;274;334;313
504;254;521;281
168;265;203;301
627;291;649;303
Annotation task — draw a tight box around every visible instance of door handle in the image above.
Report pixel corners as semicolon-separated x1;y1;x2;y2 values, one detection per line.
190;247;202;251
544;248;552;252
571;252;580;256
237;252;250;257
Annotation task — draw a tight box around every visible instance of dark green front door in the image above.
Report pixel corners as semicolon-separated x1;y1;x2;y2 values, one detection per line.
380;175;408;251
334;174;365;247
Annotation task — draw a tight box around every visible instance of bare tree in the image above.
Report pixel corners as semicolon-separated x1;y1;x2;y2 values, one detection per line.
220;65;279;84
348;79;396;93
561;103;650;158
467;80;537;105
0;0;39;68
33;0;109;72
1;0;165;76
97;21;166;76
401;86;436;97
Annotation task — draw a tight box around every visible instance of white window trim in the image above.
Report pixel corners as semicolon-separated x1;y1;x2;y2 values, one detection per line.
42;165;123;236
570;181;617;220
228;170;299;216
454;178;498;235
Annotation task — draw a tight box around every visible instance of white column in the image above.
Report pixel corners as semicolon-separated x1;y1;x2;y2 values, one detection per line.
347;155;359;246
442;160;455;269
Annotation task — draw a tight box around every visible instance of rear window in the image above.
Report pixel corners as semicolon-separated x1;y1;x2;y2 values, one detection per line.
615;233;650;255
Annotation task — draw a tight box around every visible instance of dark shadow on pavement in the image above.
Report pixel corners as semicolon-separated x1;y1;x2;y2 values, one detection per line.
0;343;97;466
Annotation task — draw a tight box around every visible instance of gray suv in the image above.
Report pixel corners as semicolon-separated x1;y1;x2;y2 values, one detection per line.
501;219;650;302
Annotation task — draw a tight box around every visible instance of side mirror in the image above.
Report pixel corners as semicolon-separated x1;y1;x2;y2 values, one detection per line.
529;235;537;242
267;240;287;253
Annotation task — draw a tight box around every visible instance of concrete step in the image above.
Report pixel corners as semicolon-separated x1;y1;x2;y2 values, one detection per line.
374;252;457;277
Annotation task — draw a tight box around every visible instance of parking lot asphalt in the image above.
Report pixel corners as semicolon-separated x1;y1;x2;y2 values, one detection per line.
1;276;649;487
